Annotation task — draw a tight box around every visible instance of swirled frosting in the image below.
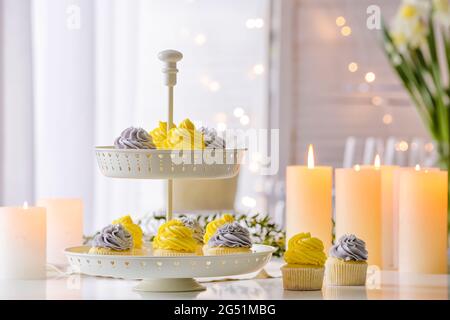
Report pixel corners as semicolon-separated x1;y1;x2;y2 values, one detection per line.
284;232;327;267
152;220;198;252
112;215;144;249
180;217;204;244
114;127;156;149
149;121;168;147
208;222;252;248
149;119;204;149
203;214;234;244
199;127;226;149
329;234;368;261
167;127;204;149
93;224;133;251
179;118;195;131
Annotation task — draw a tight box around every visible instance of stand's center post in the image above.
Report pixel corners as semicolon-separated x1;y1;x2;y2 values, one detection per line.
158;50;183;222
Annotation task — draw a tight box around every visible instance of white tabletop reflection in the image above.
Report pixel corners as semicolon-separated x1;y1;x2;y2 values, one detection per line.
0;262;448;300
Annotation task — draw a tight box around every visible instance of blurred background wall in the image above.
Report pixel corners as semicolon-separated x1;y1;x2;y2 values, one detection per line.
0;0;437;233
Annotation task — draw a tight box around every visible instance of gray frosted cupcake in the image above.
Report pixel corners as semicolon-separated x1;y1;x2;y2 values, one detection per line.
199;127;226;149
114;127;156;149
325;234;368;286
88;224;134;255
205;221;252;256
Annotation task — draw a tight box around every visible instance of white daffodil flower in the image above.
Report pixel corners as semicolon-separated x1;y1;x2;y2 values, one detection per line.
433;0;450;27
390;0;430;52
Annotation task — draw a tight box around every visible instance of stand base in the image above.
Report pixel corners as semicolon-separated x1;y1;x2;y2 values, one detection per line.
134;278;206;292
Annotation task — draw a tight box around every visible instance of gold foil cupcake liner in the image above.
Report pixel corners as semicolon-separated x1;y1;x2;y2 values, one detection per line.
195;244;204;256
325;258;367;286
88;247;133;256
152;249;196;257
205;247;252;256
281;265;324;291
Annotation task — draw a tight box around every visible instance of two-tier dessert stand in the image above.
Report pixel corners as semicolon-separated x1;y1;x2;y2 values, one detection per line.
65;50;275;292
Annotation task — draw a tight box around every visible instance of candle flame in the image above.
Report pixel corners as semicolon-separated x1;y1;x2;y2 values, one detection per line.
23;201;28;210
354;164;361;172
374;154;381;169
415;164;421;171
307;144;315;169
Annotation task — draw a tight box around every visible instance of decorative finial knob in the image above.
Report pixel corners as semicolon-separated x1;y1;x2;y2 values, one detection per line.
158;50;183;86
158;50;183;63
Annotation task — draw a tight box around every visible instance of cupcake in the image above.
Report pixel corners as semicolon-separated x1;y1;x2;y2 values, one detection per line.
152;220;198;256
281;232;327;291
114;127;156;149
205;221;252;255
88;224;134;255
180;217;205;256
89;215;145;255
199;127;226;149
325;234;368;286
112;215;144;249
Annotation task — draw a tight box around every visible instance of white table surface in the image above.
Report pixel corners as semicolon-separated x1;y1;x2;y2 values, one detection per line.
1;259;448;300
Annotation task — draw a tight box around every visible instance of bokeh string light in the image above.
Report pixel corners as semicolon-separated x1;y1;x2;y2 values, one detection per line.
348;62;358;72
341;26;352;36
336;16;346;27
246;18;264;29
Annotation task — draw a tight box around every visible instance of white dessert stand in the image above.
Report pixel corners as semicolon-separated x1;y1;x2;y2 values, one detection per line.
66;50;273;292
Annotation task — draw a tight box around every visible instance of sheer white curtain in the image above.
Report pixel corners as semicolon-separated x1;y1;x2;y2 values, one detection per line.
31;0;96;232
1;0;270;234
0;0;34;206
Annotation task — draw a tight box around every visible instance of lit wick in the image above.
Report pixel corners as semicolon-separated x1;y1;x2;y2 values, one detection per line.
307;144;315;169
374;154;381;170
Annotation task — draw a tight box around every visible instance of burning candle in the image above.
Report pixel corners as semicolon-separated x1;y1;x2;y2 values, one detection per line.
0;203;46;279
286;145;333;249
398;166;448;274
335;164;382;266
37;198;83;265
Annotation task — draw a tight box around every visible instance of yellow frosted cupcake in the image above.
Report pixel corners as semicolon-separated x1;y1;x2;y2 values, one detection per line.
88;224;135;255
281;232;327;291
325;234;368;286
149;121;170;148
205;221;252;256
152;220;198;256
112;215;144;249
180;216;205;256
149;118;204;150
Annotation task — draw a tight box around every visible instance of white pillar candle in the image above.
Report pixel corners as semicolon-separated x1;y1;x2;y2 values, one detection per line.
37;198;83;265
286;145;333;249
392;166;439;270
0;204;46;279
398;167;448;274
335;165;382;266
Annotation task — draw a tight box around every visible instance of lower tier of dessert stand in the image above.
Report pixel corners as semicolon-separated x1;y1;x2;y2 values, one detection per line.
65;244;275;292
